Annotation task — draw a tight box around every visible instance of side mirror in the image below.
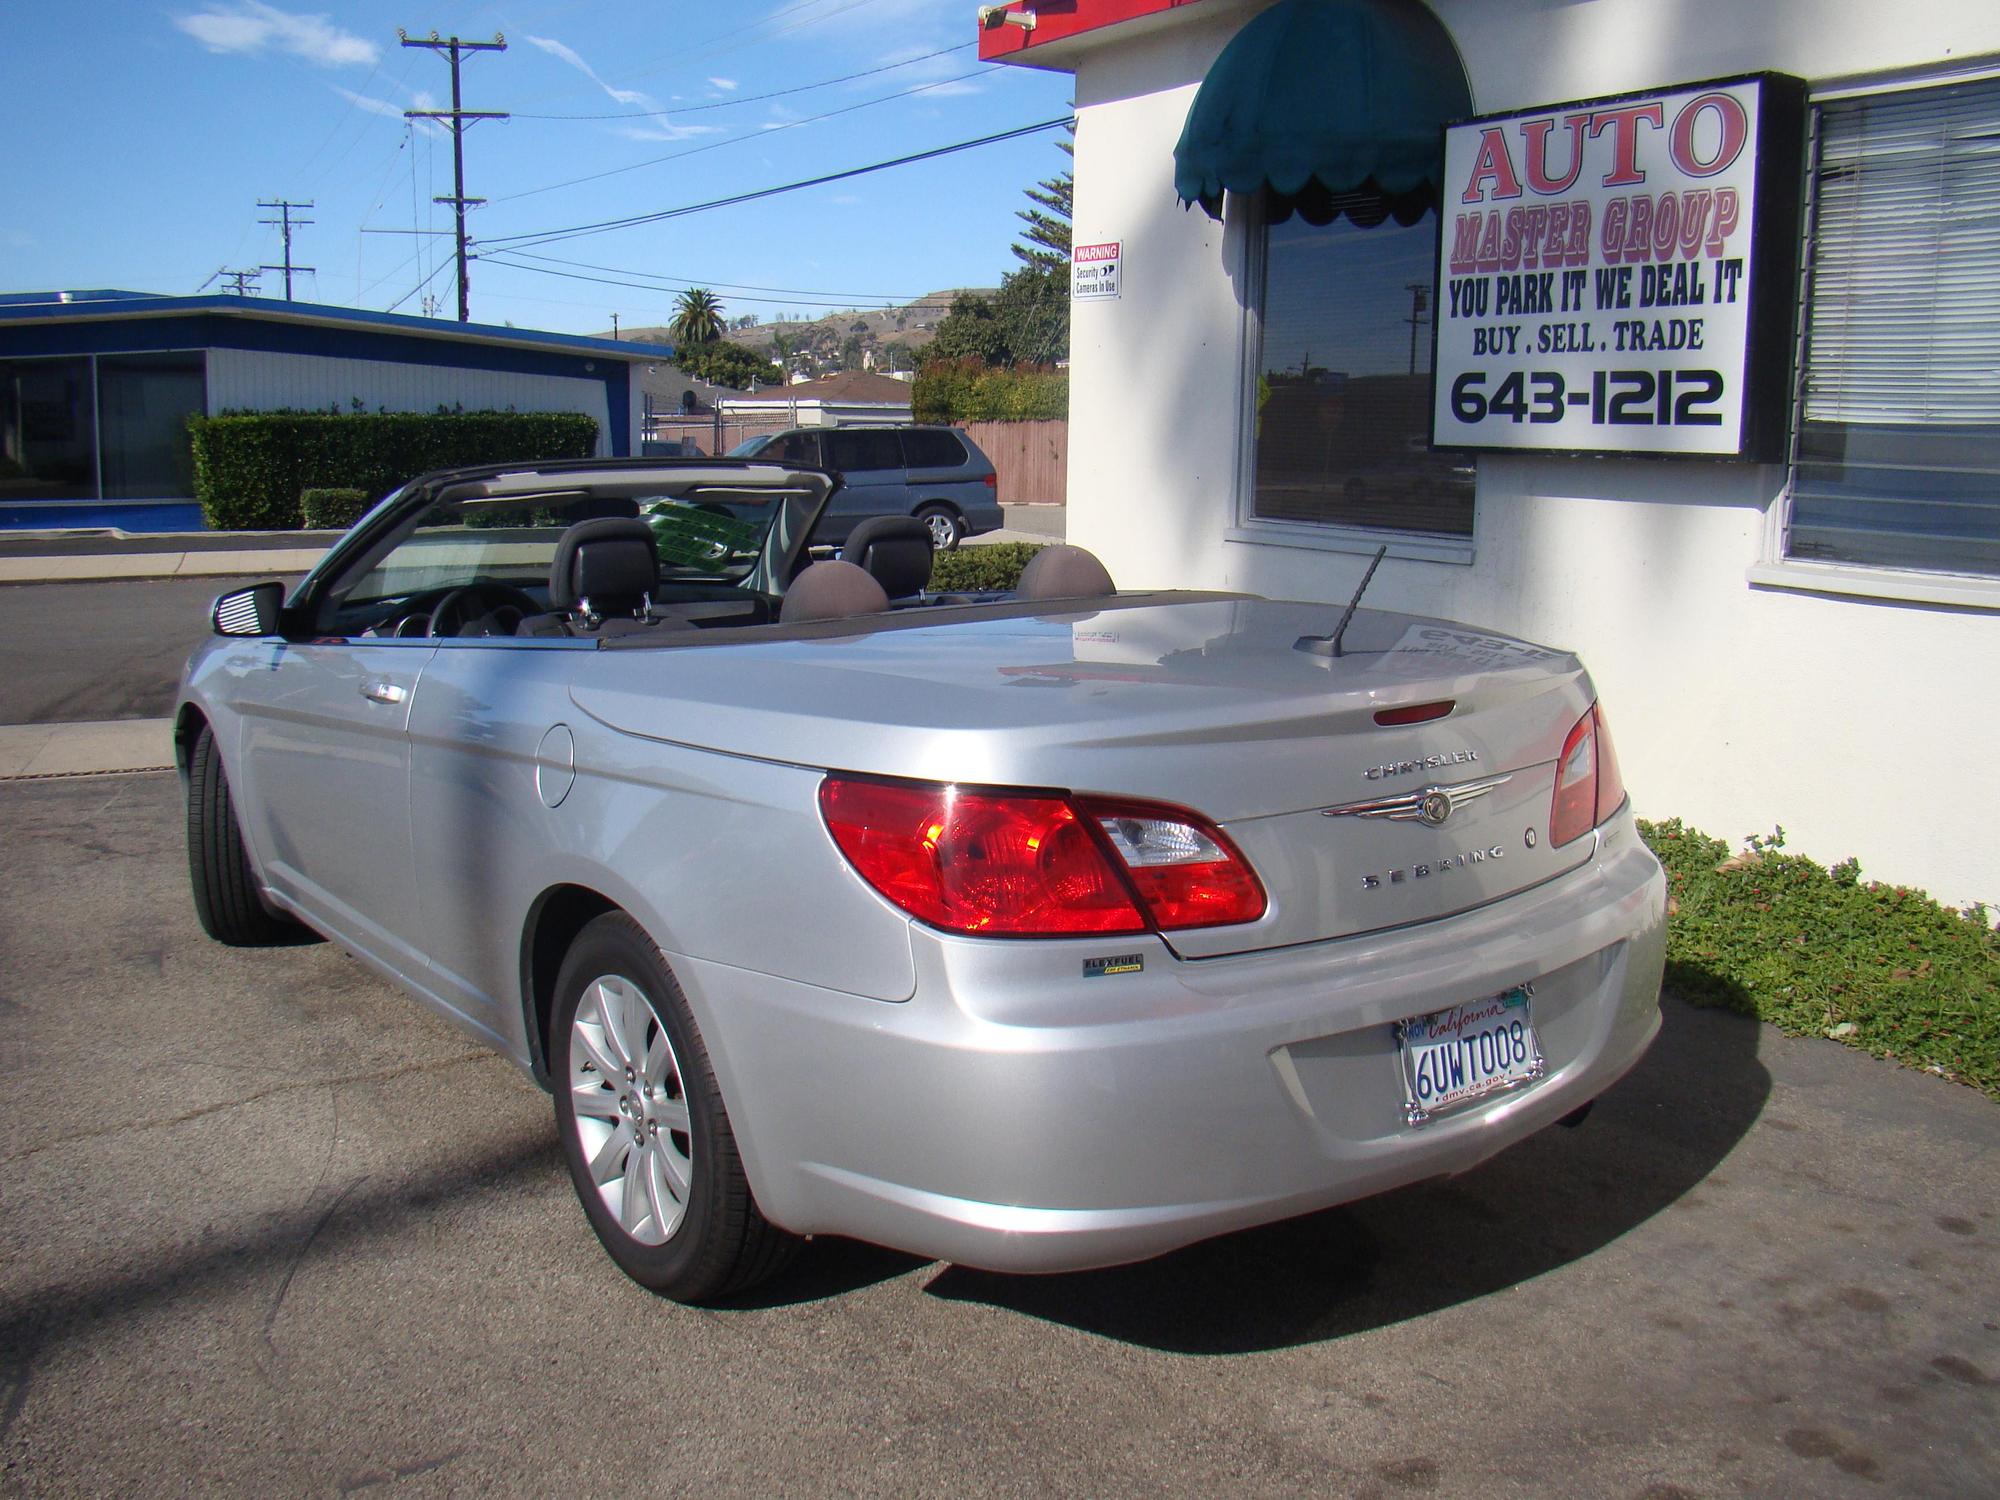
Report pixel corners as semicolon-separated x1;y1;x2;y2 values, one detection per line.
212;581;286;637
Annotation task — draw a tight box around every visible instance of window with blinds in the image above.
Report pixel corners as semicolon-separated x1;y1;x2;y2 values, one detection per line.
1789;76;2000;577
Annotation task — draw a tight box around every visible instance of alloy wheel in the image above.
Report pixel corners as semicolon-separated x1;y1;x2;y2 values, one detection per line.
567;974;694;1246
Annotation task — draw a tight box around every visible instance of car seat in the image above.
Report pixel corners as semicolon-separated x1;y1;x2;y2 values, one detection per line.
840;515;933;600
518;517;661;637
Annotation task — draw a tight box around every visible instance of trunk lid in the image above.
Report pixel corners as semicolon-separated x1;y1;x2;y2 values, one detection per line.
570;596;1601;954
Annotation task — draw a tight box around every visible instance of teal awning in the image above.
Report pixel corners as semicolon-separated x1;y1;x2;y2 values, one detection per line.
1172;0;1472;225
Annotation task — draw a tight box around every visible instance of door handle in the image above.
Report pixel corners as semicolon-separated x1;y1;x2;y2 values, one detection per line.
360;680;408;705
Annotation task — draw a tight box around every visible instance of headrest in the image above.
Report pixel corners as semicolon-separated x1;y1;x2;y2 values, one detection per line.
1015;544;1115;601
550;517;658;612
840;515;933;599
780;559;891;624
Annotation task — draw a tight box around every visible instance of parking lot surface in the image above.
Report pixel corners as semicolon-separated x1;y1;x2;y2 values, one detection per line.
1;772;1995;1498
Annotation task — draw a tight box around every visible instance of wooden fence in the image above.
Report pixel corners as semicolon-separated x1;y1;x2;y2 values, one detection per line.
964;419;1067;507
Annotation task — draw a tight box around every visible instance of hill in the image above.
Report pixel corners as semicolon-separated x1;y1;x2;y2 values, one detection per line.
597;288;995;379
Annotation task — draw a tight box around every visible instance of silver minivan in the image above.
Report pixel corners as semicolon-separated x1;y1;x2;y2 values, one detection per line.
729;425;1002;549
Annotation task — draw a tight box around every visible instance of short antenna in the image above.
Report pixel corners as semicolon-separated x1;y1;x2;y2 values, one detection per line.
1295;545;1388;658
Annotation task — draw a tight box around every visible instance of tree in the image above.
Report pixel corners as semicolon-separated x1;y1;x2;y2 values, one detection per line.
1010;127;1073;272
674;339;782;391
994;263;1068;368
669;287;724;347
929;292;1012;366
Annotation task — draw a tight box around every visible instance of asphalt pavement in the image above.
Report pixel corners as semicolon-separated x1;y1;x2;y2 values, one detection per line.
1;771;1996;1497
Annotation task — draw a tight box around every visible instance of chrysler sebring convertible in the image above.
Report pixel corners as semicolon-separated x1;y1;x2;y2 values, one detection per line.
178;458;1667;1302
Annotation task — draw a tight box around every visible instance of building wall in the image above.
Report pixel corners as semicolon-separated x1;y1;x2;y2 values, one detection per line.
207;348;614;456
1064;0;2000;909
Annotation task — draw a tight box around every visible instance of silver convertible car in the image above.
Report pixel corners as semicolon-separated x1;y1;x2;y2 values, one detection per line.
179;458;1667;1302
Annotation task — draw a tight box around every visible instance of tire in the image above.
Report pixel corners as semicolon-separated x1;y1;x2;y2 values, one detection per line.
916;504;965;551
186;723;303;946
551;912;796;1302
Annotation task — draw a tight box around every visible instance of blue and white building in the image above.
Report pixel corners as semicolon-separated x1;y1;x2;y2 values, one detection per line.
0;289;671;528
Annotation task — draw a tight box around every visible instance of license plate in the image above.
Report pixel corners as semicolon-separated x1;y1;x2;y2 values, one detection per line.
1393;985;1544;1126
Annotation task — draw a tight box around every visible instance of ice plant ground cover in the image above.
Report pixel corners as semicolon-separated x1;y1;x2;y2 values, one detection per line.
1639;819;2000;1098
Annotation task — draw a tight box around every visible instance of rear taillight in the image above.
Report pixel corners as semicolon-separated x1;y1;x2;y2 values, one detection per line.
982;472;998;489
819;776;1266;937
1550;702;1627;847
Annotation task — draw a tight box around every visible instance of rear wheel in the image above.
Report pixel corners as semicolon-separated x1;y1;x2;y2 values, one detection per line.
916;504;964;551
186;723;306;946
552;912;796;1301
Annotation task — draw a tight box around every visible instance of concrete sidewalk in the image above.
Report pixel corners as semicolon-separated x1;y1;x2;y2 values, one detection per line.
0;719;176;777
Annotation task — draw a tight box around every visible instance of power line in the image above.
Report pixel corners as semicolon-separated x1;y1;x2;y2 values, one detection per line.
481;115;1073;253
511;41;974;119
495;249;922;300
400;29;509;322
386;253;457;314
479;254;956;311
258;198;315;300
491;65;994;205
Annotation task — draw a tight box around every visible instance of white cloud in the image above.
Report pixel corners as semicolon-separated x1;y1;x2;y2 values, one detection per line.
613;122;726;143
524;33;656;109
331;84;446;136
174;2;377;67
707;77;738;92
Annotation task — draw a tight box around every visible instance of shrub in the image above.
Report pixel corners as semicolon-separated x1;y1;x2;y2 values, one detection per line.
1638;818;2000;1097
913;358;1067;424
188;409;600;530
299;487;369;530
930;542;1045;593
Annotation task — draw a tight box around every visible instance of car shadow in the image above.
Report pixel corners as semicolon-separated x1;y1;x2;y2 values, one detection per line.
909;992;1770;1354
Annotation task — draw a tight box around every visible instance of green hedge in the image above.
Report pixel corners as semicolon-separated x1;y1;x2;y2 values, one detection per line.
188;410;600;530
299;487;370;530
912;358;1068;424
930;542;1045;593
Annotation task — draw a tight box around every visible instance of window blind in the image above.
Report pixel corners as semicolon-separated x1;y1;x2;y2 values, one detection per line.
1790;76;2000;576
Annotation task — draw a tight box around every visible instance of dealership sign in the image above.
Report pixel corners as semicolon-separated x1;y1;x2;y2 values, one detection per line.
1432;74;1805;459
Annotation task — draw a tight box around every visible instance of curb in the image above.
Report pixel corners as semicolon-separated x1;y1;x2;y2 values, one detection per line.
0;719;177;779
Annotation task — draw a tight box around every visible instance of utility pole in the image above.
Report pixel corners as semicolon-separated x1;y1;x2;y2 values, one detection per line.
1404;281;1430;375
257;198;315;301
220;269;261;297
400;29;508;323
610;313;620;340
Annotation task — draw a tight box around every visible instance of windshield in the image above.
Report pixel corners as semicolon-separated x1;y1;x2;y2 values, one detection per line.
726;434;774;457
344;487;782;606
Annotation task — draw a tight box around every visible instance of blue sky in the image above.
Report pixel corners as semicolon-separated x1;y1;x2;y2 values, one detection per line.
1;1;1076;337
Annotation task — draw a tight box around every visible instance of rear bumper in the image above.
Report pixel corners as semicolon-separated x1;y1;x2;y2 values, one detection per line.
684;810;1667;1274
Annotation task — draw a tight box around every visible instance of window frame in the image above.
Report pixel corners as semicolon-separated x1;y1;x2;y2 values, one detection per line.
1755;59;2000;611
1227;191;1477;567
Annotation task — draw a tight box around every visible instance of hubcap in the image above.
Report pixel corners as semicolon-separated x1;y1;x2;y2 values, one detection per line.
925;512;956;548
567;974;694;1246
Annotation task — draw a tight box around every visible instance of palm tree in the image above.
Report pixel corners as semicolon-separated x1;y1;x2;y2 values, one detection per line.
669;287;724;348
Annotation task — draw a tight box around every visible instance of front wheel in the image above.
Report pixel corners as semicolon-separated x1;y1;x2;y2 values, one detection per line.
551;912;796;1301
916;504;965;551
186;723;312;946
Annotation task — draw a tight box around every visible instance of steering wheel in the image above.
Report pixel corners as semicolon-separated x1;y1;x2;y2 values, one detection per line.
428;582;542;638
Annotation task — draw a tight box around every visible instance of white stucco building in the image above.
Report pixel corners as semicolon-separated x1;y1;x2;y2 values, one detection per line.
985;0;2000;911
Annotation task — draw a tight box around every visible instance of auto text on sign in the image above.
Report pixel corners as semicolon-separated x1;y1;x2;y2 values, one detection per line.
1432;75;1797;458
1072;241;1121;301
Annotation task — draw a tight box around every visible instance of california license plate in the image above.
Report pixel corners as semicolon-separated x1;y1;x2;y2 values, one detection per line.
1393;985;1544;1126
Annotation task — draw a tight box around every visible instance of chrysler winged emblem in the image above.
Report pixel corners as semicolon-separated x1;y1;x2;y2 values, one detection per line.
1321;772;1512;828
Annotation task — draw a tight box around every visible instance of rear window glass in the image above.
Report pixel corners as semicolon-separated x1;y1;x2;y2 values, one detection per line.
901;429;966;468
824;429;905;472
762;431;820;464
